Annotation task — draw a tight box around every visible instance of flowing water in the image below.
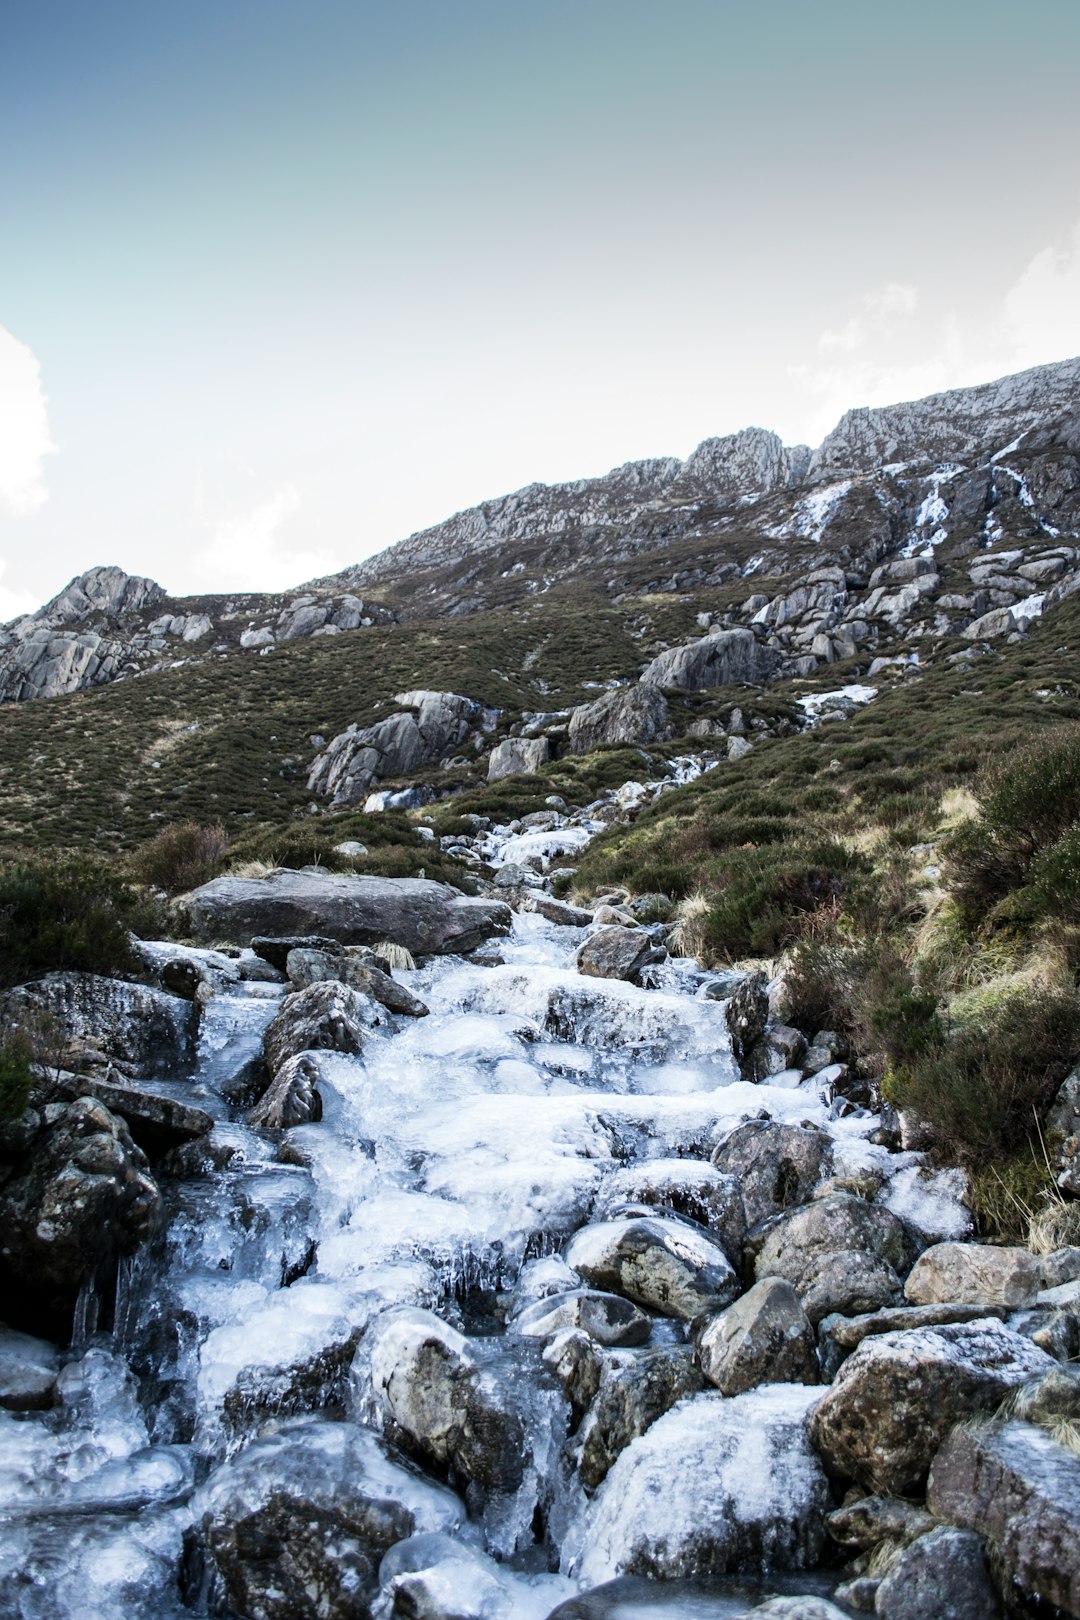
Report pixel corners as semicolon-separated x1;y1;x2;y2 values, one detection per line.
0;792;968;1618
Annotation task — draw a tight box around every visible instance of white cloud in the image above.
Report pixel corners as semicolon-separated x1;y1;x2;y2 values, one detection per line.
818;281;920;355
1002;216;1080;369
0;557;38;623
190;482;340;593
0;325;57;516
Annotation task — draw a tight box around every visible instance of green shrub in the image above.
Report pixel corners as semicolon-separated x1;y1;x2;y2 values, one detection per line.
128;821;228;894
697;839;860;961
0;1031;34;1121
0;855;159;990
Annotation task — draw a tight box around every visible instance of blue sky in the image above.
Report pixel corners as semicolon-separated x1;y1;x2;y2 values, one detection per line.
2;0;1079;610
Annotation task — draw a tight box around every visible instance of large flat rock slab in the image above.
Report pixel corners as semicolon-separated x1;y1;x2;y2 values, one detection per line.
183;870;511;955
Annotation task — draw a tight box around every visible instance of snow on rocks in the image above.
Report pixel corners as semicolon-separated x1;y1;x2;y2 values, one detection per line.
572;1385;829;1583
565;1215;739;1319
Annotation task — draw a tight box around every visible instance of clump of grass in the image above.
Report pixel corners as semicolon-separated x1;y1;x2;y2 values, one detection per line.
128;821;228;894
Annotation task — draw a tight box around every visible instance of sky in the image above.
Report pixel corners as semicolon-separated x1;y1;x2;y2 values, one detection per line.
1;0;1079;617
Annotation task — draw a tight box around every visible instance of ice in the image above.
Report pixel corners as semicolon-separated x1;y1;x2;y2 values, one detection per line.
764;481;852;544
882;1160;972;1242
797;684;877;721
1014;592;1046;620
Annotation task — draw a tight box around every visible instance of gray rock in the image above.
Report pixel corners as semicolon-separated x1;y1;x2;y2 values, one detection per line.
928;1418;1080;1616
523;892;594;928
873;1526;1002;1620
542;1329;604;1421
248;1052;324;1128
809;1318;1055;1494
1047;1064;1080;1194
962;605;1016;639
51;1073;213;1159
594;1158;746;1261
747;1023;807;1081
567;683;669;754
285;947;429;1016
186;870;511;955
565;1215;739;1319
251;934;357;971
1042;1246;1080;1288
640;627;780;691
263;980;371;1076
0;1097;161;1332
818;1301;1007;1379
1;972;196;1079
712;1120;833;1230
577;1344;705;1488
514;1288;651;1348
826;1495;935;1556
697;1277;819;1395
753;1194;915;1324
724;971;770;1064
0;1324;60;1411
308;690;485;805
576;926;665;985
904;1241;1040;1309
199;1416;462;1620
487;736;551;780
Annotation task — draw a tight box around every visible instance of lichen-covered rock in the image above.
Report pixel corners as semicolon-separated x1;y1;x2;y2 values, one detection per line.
723;970;769;1065
873;1526;1003;1620
565;1215;738;1319
818;1301;1006;1379
567;683;669;755
248;1052;324;1128
753;1194;915;1324
487;736;552;781
1;972;197;1078
263;980;371;1076
904;1241;1041;1309
199;1416;462;1620
809;1319;1055;1494
187;870;511;955
712;1120;833;1229
576;926;665;985
697;1277;819;1396
0;1097;161;1334
575;1385;828;1583
576;1344;704;1489
928;1418;1080;1617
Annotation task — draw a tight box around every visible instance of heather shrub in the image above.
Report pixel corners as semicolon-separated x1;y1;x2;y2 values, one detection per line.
0;1030;34;1121
129;821;228;894
0;855;158;990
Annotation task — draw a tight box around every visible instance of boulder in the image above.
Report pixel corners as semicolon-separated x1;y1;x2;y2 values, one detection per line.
0;1097;162;1334
565;1215;739;1319
1;972;196;1078
263;980;371;1076
308;690;484;805
746;1024;807;1081
522;893;594;928
199;1416;462;1620
873;1526;1003;1620
365;1308;527;1494
818;1301;1007;1379
712;1120;832;1229
639;627;780;691
826;1494;935;1557
51;1073;212;1159
542;1329;604;1421
576;926;665;985
513;1288;651;1348
567;683;669;754
576;1385;828;1583
577;1344;705;1489
248;1052;324;1129
593;1158;746;1261
251;933;354;971
697;1277;819;1395
904;1241;1041;1310
809;1318;1055;1494
487;736;551;781
928;1418;1080;1616
724;970;769;1064
186;871;511;955
753;1194;916;1324
285;947;429;1016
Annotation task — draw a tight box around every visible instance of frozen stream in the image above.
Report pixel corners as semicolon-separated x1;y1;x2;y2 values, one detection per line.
0;800;967;1619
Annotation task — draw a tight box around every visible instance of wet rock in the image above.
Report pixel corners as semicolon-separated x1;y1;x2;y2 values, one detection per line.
248;1052;324;1128
488;736;552;780
378;1531;573;1618
746;1024;807;1082
724;971;769;1065
825;1494;935;1556
753;1194;915;1324
712;1120;832;1229
697;1277;819;1395
809;1318;1055;1495
577;1344;705;1489
904;1241;1040;1309
640;627;780;691
1;972;196;1078
51;1073;213;1159
285;946;429;1016
186;870;511;956
0;1323;60;1410
576;926;665;985
594;1158;746;1262
928;1417;1080;1616
873;1526;1002;1620
366;1308;528;1494
0;1097;162;1334
542;1329;604;1421
514;1288;651;1348
565;1215;739;1320
199;1415;462;1620
263;980;372;1076
522;893;594;928
567;682;670;754
576;1385;828;1583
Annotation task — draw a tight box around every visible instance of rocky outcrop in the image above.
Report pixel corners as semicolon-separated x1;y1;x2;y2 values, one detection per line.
1;972;197;1078
0;566;165;701
639;627;780;690
487;736;551;780
308;690;490;806
0;1097;161;1333
566;683;669;755
184;870;511;955
199;1416;462;1620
